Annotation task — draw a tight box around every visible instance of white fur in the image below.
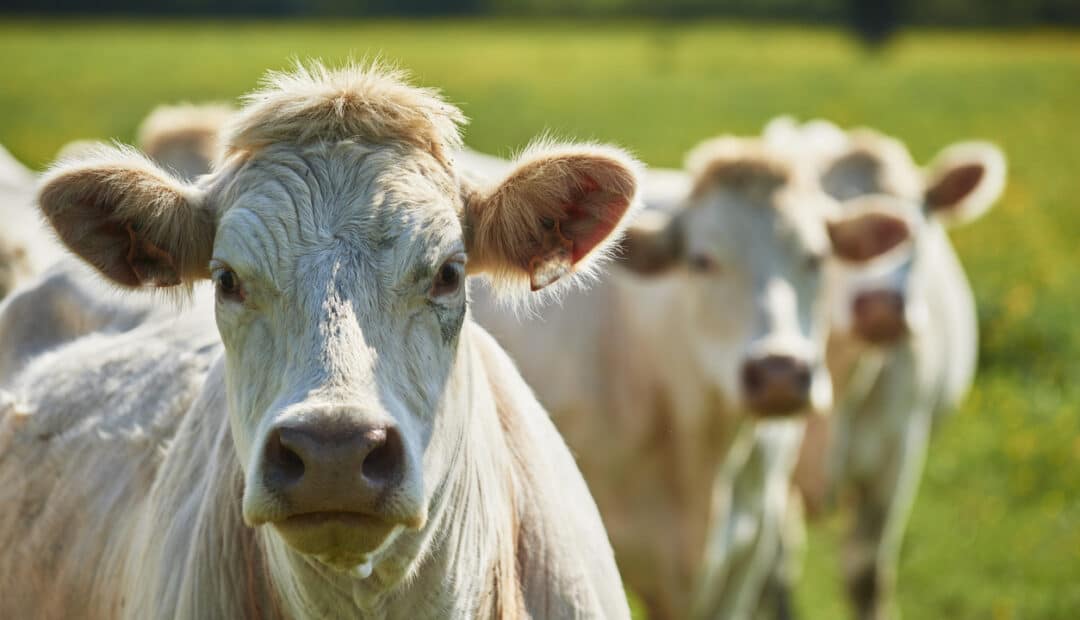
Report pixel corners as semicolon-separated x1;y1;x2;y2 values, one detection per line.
0;145;64;301
1;62;635;619
764;118;1004;619
464;137;843;620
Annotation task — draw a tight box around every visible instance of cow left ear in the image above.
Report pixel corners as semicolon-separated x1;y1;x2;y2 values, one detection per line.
463;142;640;295
923;141;1006;226
827;195;916;263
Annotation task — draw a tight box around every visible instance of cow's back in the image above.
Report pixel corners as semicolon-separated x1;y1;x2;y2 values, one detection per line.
921;224;978;413
0;260;165;382
471;276;738;619
0;157;63;300
0;285;219;618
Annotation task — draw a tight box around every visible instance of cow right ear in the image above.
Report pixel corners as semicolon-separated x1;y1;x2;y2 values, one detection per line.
923;141;1006;226
614;210;683;276
38;144;216;289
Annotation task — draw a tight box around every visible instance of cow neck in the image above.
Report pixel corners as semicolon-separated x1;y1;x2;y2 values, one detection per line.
255;321;520;618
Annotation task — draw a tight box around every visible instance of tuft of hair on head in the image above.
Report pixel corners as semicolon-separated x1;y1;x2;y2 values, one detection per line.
38;142;213;305
464;137;643;314
684;135;806;201
829;128;923;200
137;102;235;175
223;59;466;168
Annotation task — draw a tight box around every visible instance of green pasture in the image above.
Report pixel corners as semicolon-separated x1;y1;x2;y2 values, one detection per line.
1;18;1077;619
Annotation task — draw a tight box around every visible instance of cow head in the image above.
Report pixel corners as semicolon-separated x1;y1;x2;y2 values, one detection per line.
621;138;845;417
37;62;639;578
136;102;234;181
818;127;1005;345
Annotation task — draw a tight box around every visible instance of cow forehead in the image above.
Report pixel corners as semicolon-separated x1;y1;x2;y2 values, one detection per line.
686;183;828;259
822;143;922;202
211;142;464;282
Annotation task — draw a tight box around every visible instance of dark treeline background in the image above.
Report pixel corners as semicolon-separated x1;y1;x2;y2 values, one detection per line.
2;0;1078;27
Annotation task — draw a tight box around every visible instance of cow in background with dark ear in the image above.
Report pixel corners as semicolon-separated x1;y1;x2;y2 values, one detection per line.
466;136;910;620
0;145;63;301
137;102;233;180
767;117;1005;620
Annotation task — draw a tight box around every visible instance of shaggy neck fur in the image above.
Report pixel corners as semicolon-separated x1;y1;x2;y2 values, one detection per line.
121;320;523;620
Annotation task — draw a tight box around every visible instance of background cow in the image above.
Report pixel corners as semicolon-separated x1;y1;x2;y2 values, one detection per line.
0;61;643;619
466;136;909;619
0;145;62;301
137;102;234;180
767;118;1005;620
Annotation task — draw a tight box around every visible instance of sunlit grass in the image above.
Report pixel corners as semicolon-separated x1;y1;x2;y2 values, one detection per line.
1;18;1077;619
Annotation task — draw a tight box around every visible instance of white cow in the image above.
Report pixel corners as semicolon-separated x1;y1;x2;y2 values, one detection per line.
137;102;234;179
466;137;909;619
0;145;64;301
766;119;1005;620
0;61;645;619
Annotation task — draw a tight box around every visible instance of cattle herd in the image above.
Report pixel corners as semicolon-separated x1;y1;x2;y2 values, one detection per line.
0;61;1005;619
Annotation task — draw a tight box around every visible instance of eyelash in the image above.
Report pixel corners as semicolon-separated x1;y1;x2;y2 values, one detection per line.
688;253;721;274
212;265;245;302
430;255;465;298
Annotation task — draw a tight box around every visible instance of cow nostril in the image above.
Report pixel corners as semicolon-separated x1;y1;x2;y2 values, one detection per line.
795;365;812;392
265;429;305;488
742;363;764;394
362;427;405;488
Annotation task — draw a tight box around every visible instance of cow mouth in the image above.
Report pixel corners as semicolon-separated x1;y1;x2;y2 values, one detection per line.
271;511;402;567
855;318;907;345
746;395;811;418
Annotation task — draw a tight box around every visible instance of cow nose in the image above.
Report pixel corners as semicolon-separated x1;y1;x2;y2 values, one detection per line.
262;417;406;517
741;354;812;417
853;290;906;344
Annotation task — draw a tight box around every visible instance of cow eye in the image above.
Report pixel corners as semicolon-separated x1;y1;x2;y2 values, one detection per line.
804;253;825;272
431;255;465;298
213;266;244;302
688;253;720;274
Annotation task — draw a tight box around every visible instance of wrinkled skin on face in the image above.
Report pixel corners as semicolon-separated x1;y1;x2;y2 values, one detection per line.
209;143;464;562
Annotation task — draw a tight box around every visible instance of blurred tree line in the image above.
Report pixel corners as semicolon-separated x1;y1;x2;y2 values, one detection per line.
2;0;1078;29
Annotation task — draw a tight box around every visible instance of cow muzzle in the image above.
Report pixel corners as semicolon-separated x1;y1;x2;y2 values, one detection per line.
246;407;424;568
741;354;813;417
853;289;907;345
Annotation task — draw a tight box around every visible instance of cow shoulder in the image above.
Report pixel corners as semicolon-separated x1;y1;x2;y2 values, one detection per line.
467;323;631;619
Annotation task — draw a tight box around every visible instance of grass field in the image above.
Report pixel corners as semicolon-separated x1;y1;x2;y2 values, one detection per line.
1;18;1078;619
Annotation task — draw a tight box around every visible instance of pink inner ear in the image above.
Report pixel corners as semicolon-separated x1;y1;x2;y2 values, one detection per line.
561;174;631;264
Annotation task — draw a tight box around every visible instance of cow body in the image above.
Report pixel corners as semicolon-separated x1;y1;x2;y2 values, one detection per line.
474;267;744;619
767;119;1004;620
0;293;622;618
0;145;63;301
0;62;643;619
466;138;872;619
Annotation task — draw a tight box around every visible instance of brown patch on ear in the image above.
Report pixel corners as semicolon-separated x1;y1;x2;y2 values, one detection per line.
39;158;214;289
124;222;181;287
925;163;984;211
828;214;910;263
527;218;574;291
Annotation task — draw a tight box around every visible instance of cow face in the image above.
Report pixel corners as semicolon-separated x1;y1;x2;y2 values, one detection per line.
37;64;638;577
619;138;922;417
825;195;921;345
820;132;1005;346
620;139;839;417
